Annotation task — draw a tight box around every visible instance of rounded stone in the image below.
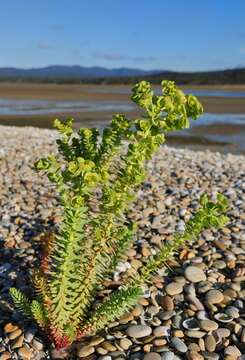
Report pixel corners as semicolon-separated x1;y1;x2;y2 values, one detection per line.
165;282;183;296
199;320;218;331
153;326;170;337
119;338;132;350
77;345;95;358
170;337;187;353
126;325;152;338
8;329;22;340
18;347;32;360
0;352;12;360
224;345;241;357
32;339;43;351
215;328;231;338
205;290;224;304
159;310;176;320
205;334;216;352
11;335;24;349
161;352;175;360
162;295;174;311
184;266;206;283
225;306;239;318
143;352;161;360
187;352;204;360
185;330;206;338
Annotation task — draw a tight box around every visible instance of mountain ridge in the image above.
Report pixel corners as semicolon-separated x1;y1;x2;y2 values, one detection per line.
0;65;244;84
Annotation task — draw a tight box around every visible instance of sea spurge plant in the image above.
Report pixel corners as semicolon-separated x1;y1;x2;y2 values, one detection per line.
9;80;228;349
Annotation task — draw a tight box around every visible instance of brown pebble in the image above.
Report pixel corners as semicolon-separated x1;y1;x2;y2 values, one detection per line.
4;323;18;333
162;295;174;311
173;330;184;338
18;346;32;360
143;344;152;352
198;338;205;352
199;319;219;332
153;339;167;346
11;334;24;349
139;298;149;306
119;338;132;350
96;347;108;355
187;351;204;360
77;345;95;358
205;334;216;352
188;343;200;352
119;312;134;324
186;330;206;338
131;304;143;317
8;329;22;340
101;341;117;352
0;353;12;360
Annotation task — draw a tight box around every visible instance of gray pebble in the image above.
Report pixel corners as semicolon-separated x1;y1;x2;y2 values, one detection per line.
126;325;152;338
170;337;187;353
184;266;206;283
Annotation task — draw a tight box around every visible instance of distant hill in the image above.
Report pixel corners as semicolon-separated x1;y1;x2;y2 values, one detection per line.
0;65;244;84
0;65;162;80
148;68;245;85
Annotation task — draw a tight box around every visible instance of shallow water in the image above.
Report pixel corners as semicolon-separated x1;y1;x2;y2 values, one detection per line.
0;98;134;116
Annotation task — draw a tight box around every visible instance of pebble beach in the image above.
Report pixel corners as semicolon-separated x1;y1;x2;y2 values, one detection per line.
0;125;245;360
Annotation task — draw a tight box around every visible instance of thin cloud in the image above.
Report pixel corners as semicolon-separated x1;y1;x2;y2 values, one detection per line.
93;52;156;62
38;42;54;50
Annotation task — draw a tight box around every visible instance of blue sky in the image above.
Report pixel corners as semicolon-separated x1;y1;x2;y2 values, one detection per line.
0;0;244;71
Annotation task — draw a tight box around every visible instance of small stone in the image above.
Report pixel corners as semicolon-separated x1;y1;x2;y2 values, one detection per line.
32;339;43;351
119;338;132;350
143;353;161;360
159;310;176;320
162;295;174;311
4;323;18;333
215;328;231;338
119;312;134;324
11;334;24;349
186;330;206;338
205;290;224;304
18;346;32;360
201;352;219;360
153;326;170;337
199;320;218;331
131;304;142;317
205;335;216;352
126;325;152;338
8;328;22;340
224;345;241;358
225;306;239;318
24;330;35;343
165;282;183;296
77;345;95;358
170;337;187;353
101;341;117;352
97;347;108;355
187;352;204;360
185;266;206;283
88;336;104;346
50;349;70;359
161;352;175;360
0;353;11;360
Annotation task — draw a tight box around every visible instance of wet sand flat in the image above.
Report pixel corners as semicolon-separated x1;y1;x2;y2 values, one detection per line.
0;82;244;114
